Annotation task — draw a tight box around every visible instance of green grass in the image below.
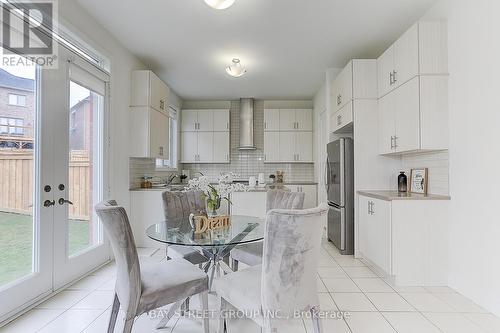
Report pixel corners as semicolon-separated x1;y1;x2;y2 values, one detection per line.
0;212;90;286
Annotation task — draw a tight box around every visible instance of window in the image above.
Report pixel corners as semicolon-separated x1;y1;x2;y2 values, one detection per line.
0;117;24;136
8;93;27;106
156;106;178;170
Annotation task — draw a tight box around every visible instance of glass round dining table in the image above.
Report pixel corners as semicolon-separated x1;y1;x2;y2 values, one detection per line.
146;215;264;290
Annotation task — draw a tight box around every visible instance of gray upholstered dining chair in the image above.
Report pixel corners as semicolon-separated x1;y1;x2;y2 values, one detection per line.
215;205;329;333
161;190;208;265
95;200;209;333
230;189;305;270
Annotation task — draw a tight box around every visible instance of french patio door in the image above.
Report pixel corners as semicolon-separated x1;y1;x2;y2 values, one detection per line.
0;45;110;321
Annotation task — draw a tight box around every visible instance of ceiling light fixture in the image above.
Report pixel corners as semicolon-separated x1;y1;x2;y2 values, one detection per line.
226;58;247;78
204;0;235;10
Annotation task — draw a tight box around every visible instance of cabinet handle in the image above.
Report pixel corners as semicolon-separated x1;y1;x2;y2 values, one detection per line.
159;99;165;110
394;136;398;149
296;122;299;130
389;72;393;85
392;70;397;84
371;201;375;215
337;115;342;126
390;136;394;149
159;146;163;156
264;122;267;130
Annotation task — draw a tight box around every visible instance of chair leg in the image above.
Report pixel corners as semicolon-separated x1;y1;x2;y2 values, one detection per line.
231;258;239;271
200;291;209;333
107;293;120;333
181;297;190;315
218;297;227;333
310;307;322;333
123;318;134;333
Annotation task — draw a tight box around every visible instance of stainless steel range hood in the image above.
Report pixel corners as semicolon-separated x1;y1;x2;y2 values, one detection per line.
238;98;257;150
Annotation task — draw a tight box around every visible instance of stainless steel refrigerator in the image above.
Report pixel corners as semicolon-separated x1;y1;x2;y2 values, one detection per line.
326;138;354;255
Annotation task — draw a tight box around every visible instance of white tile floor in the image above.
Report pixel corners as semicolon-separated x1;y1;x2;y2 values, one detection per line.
1;240;499;333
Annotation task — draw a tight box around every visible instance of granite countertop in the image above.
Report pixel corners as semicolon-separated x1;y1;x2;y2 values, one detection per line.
130;181;318;192
358;190;451;201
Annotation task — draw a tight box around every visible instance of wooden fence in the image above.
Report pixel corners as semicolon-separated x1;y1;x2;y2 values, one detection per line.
0;150;90;220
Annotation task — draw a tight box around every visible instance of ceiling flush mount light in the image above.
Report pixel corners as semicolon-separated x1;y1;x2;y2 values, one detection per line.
204;0;236;10
226;58;247;78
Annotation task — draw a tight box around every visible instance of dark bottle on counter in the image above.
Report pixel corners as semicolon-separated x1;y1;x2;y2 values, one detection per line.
398;171;408;193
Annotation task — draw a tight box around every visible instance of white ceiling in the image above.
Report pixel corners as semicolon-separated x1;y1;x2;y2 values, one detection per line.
76;0;437;100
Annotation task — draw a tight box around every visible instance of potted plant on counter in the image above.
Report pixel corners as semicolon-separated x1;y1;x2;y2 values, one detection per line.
186;172;248;217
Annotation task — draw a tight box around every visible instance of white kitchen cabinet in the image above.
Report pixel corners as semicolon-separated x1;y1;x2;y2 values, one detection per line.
131;70;169;114
180;108;230;163
130;106;169;158
180;110;198;132
378;76;448;155
296;132;313;162
332;60;378;113
265;109;313;131
263;108;313;163
377;46;395;99
289;184;317;209
278;132;296;162
378;92;396;155
180;131;197;163
332;101;353;134
279;109;296;131
181;109;229;132
213;109;230;131
358;193;449;285
331;61;353;111
377;21;448;98
270;131;313;163
264;132;280;162
295;109;313;131
358;196;392;275
197;132;214;162
230;191;267;219
264;109;280;131
213;132;230;163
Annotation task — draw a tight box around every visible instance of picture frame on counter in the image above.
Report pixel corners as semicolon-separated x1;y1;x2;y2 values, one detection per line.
409;168;428;194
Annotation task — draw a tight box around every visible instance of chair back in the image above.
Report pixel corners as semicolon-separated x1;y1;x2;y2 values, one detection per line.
266;189;305;212
162;190;206;223
95;200;141;314
260;205;328;318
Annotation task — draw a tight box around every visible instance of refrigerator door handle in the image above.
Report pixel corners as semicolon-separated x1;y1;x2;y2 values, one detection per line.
325;157;330;194
339;138;345;207
340;207;345;251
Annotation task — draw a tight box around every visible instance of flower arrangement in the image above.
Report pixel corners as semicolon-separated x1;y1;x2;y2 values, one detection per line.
186;172;248;216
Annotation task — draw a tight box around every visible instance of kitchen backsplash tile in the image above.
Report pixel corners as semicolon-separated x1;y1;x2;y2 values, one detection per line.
130;100;315;187
401;150;449;195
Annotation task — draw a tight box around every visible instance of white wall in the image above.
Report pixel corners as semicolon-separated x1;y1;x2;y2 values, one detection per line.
59;1;147;212
423;0;500;316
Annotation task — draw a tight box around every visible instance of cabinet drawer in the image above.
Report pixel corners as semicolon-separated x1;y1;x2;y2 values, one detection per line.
332;101;353;133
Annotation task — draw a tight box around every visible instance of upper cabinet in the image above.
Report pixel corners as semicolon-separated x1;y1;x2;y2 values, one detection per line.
264;109;313;132
378;20;449;155
130;70;170;114
180;109;230;163
331;59;377;134
264;108;313;163
130;70;170;158
332;60;378;113
377;21;448;98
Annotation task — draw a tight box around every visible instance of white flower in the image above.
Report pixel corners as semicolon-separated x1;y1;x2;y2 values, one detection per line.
185;173;248;204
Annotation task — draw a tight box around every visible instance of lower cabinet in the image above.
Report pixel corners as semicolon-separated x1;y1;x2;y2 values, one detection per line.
130;190;165;248
358;194;449;286
358;196;392;274
230;191;267;219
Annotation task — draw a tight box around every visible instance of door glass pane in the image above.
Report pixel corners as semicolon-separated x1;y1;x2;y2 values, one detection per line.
0;60;37;286
68;81;103;256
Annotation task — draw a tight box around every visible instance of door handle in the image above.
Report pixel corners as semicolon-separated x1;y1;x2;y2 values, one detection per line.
43;200;55;207
58;198;73;205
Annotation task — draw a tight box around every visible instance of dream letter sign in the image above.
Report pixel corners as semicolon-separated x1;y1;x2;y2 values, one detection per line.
194;215;231;234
